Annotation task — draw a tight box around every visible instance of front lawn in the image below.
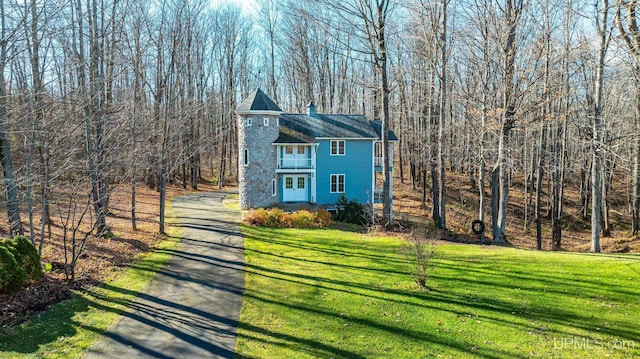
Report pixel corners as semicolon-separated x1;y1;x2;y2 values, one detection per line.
236;225;640;358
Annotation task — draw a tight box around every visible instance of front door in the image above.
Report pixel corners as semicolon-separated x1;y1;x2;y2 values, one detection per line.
282;175;308;202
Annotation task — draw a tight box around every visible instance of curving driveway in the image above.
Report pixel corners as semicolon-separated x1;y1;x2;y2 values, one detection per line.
84;191;244;359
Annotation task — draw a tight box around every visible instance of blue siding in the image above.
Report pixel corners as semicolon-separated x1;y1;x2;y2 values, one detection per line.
316;139;373;204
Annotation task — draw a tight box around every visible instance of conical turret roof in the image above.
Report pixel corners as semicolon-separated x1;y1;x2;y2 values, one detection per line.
236;88;282;112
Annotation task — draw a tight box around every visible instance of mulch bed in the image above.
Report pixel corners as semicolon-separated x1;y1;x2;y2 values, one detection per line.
0;275;72;330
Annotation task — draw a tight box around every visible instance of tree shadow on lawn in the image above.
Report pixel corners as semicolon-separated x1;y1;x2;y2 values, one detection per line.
0;293;91;354
239;231;640;357
238;287;531;359
243;257;639;343
434;260;640;300
242;226;408;267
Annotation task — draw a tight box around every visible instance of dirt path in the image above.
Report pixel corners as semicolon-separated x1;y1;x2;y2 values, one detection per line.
84;191;244;359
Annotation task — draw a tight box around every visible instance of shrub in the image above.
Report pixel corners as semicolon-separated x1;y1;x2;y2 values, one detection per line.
244;208;333;228
313;208;334;227
0;236;42;292
244;208;269;226
0;245;19;290
402;228;436;290
288;210;315;228
334;195;370;226
263;208;284;227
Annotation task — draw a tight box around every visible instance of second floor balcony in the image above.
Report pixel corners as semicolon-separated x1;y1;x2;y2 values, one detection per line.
278;157;314;169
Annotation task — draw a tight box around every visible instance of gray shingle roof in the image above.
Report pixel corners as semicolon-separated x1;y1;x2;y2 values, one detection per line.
274;126;315;143
236;89;397;143
369;120;399;141
279;113;379;139
236;88;282;112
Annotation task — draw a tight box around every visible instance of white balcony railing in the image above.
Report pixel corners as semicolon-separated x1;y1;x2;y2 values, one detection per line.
278;157;314;169
374;187;383;200
374;157;382;166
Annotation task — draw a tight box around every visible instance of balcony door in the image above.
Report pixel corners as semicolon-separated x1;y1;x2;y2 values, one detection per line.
282;175;308;202
281;145;309;169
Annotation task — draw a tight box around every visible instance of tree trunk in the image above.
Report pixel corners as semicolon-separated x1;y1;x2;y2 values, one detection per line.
493;0;521;244
436;0;447;230
490;167;499;241
633;66;640;235
590;0;610;253
0;1;22;237
378;2;393;227
535;122;547;250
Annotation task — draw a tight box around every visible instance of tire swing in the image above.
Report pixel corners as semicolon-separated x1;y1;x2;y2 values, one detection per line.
471;220;487;244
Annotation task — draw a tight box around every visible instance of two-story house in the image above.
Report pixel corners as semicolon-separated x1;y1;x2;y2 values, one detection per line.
236;88;397;212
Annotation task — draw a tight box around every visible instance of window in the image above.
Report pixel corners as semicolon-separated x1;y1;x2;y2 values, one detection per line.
263;117;269;126
330;174;345;193
297;176;305;189
246;117;253;127
285;146;294;155
243;149;249;166
285;177;294;189
272;179;277;196
330;140;345;155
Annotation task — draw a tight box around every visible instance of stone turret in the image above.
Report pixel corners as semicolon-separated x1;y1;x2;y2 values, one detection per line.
236;89;282;209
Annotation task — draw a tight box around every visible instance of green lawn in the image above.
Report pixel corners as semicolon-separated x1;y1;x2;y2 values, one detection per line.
237;225;640;358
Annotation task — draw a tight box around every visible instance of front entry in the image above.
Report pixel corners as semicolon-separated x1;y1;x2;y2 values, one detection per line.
282;175;308;202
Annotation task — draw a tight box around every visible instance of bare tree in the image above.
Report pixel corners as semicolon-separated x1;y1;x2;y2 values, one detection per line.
616;0;640;235
492;0;525;243
590;0;613;252
327;0;395;225
0;0;23;237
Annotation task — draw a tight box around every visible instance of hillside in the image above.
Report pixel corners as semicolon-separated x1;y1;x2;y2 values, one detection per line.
393;169;640;253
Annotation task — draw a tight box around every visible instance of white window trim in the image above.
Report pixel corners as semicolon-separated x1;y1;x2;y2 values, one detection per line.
243;149;249;166
272;179;277;196
330;174;345;193
285;145;294;155
330;140;345;156
246;117;253;127
263;117;269;126
297;176;306;189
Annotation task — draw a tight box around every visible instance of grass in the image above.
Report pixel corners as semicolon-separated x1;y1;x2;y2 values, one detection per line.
223;193;241;211
0;204;182;359
236;225;640;358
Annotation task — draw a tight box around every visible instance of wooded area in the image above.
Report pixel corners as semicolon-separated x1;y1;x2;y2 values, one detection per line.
0;0;638;256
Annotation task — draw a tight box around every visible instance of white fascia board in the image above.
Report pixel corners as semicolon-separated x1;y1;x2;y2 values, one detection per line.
272;143;317;146
315;137;378;140
236;110;282;116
